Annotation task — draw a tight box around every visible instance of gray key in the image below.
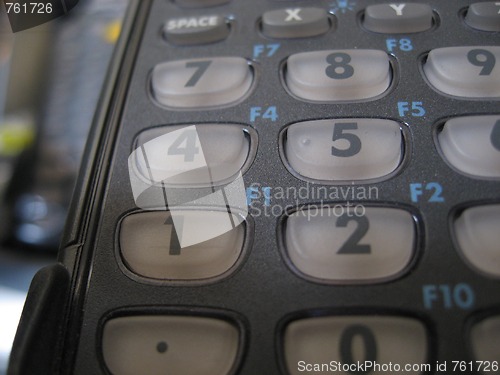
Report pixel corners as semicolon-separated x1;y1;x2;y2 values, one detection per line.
285;119;402;181
438;116;500;178
103;316;239;375
285;316;428;375
364;3;433;33
423;46;500;98
133;124;250;186
465;2;500;32
261;7;330;38
455;204;500;278
120;210;246;280
286;49;391;101
471;315;500;372
164;15;229;45
151;57;253;108
285;206;415;283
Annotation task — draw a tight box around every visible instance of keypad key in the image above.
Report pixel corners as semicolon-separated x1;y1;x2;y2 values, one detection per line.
284;206;415;283
261;7;330;38
103;315;240;375
438;116;500;178
174;0;230;8
465;2;500;32
470;315;500;374
120;210;246;280
284;316;428;375
285;50;391;101
163;15;229;45
128;124;250;211
285;119;402;181
131;124;251;186
454;204;500;278
423;46;500;98
364;3;433;33
151;57;253;108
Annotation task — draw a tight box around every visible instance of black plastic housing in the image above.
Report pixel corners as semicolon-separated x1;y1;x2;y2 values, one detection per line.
10;1;500;374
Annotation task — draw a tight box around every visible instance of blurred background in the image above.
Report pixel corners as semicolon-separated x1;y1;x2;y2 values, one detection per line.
0;0;128;372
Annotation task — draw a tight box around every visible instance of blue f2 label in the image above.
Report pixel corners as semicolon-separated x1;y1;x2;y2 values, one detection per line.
410;182;444;203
